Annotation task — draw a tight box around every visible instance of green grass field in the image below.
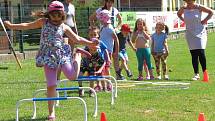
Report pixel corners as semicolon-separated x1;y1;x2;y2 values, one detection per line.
0;32;215;121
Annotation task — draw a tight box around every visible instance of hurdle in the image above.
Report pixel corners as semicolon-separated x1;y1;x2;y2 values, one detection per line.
60;76;116;105
16;97;87;121
32;87;98;118
78;76;118;98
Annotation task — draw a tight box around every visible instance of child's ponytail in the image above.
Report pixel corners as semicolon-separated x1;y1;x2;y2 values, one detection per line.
164;25;169;35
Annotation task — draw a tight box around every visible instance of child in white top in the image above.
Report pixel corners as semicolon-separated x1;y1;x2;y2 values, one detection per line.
97;9;119;91
131;18;154;80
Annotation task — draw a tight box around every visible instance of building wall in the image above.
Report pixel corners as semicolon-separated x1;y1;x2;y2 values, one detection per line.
119;0;214;11
121;0;161;8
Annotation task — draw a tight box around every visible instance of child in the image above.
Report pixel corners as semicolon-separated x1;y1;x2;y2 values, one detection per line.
97;9;120;91
4;1;98;120
117;24;136;78
78;26;110;96
151;22;169;80
131;18;154;81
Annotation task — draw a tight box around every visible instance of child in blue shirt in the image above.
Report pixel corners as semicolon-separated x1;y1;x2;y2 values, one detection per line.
151;22;169;80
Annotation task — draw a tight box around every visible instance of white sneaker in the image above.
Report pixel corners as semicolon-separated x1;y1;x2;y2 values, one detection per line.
192;74;200;81
146;76;150;80
164;75;169;80
157;75;161;80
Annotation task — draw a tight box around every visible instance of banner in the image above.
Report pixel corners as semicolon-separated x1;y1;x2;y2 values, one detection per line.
121;11;215;34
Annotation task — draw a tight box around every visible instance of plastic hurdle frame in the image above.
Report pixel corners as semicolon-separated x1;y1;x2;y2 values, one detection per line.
60;76;117;105
78;76;118;98
16;97;87;121
32;87;98;118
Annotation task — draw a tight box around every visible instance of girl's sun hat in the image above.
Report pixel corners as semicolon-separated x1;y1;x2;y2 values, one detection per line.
97;10;112;24
48;1;64;12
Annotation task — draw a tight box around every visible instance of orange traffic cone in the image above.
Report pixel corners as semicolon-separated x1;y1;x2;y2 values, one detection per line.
100;112;107;121
198;112;206;121
202;70;209;82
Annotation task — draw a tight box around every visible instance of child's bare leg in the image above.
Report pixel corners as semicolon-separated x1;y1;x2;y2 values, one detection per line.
47;85;57;117
44;66;58;118
62;53;81;80
143;62;149;78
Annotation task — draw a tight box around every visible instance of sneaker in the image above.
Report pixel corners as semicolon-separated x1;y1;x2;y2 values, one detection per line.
157;75;162;80
146;76;151;80
48;115;55;121
89;90;94;97
164;75;169;80
150;76;155;80
126;70;133;77
94;85;102;92
117;75;125;80
107;84;112;91
116;70;125;80
137;76;143;81
78;89;84;97
192;74;200;81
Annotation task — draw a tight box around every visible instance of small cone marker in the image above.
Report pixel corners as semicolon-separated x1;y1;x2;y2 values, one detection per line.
202;70;209;82
198;112;206;121
100;112;107;121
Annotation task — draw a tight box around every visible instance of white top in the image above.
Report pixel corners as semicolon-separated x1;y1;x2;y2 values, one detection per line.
99;24;115;53
184;4;207;50
64;3;75;27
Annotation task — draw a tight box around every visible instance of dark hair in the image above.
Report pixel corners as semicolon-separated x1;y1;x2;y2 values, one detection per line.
88;26;100;32
31;10;66;21
102;0;114;10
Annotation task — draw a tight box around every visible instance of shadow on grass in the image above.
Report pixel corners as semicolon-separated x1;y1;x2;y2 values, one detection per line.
129;78;192;82
0;81;45;85
5;117;47;121
0;67;8;70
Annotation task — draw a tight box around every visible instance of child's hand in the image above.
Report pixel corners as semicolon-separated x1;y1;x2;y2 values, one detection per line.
91;38;99;46
3;21;11;28
151;52;156;55
166;50;169;56
134;48;137;52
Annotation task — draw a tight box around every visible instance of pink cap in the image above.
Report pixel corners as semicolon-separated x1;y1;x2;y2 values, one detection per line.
48;1;64;12
97;10;112;24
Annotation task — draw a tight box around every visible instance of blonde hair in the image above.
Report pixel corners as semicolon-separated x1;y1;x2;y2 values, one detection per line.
133;18;149;34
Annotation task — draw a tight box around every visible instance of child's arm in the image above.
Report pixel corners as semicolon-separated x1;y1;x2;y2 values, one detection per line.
95;49;110;74
64;25;99;46
4;18;44;30
128;40;136;51
143;30;151;40
112;32;119;55
163;39;169;55
131;32;138;43
151;36;155;55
